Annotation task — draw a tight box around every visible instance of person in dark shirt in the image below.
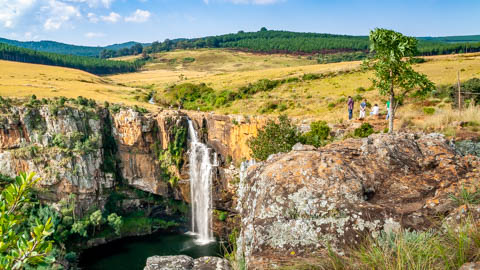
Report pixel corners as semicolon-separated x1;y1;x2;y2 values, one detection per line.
347;96;354;120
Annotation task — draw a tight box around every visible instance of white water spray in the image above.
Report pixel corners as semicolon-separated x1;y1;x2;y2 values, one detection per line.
187;120;215;245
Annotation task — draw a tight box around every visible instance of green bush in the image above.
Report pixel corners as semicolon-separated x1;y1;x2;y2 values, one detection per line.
248;115;300;161
64;252;77;263
354;123;374;138
183;57;195;63
423;107;436;115
218;211;228;222
328;103;336;109
301;121;330;147
302;73;321;80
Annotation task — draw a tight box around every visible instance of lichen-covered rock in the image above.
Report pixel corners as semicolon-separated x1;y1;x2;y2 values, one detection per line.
144;255;193;270
193;256;231;270
143;255;231;270
236;133;480;266
459;262;480;270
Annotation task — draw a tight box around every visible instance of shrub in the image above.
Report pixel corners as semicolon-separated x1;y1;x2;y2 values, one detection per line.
107;213;123;236
302;73;321;80
183;57;195;63
64;252;78;263
328;103;336;109
301;121;330;147
248;115;300;161
353;94;363;102
217;211;228;222
354;123;374;138
423;107;436;115
356;87;366;93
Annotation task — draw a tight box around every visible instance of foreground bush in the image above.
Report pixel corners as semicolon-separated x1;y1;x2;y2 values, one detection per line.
320;217;480;270
0;172;56;269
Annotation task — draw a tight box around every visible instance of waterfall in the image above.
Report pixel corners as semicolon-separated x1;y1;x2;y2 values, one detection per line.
187;120;215;245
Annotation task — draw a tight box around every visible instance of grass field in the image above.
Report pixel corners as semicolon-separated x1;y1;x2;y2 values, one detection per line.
0;60;155;108
2;49;480;124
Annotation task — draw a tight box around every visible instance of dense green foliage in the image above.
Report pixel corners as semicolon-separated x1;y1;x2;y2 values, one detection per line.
448;78;480;107
99;43;144;59
354;123;375;138
300;121;331;147
0;38;140;57
0;43;145;75
247;115;300;161
366;28;435;132
142;29;480;58
0;172;55;269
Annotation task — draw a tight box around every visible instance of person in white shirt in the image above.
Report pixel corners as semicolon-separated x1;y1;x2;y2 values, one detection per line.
370;104;379;116
359;99;367;119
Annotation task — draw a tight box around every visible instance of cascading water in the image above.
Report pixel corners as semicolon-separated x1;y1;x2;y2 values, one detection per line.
187;120;215;245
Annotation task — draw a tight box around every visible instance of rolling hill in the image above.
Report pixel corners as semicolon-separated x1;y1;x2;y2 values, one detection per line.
0;37;144;57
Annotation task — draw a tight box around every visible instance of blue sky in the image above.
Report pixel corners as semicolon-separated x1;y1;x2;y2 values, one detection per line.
0;0;479;46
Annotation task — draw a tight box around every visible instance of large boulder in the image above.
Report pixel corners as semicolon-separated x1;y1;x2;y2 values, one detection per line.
236;133;480;266
144;255;231;270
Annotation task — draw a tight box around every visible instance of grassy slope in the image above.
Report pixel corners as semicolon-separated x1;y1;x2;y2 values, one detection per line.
0;60;155;108
108;49;480;121
2;49;480;124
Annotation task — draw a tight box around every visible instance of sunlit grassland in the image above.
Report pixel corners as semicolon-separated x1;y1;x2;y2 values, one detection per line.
106;50;480;121
0;60;156;109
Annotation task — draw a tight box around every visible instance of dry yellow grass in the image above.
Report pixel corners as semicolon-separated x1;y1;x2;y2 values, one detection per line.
2;49;480;122
0;60;156;109
107;50;480;120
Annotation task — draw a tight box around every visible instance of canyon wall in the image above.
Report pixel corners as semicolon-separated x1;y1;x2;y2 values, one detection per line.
0;104;261;234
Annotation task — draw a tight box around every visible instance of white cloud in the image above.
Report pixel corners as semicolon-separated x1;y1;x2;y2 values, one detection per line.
87;12;99;23
100;11;121;23
125;9;150;23
204;0;284;4
64;0;114;8
85;31;104;38
42;0;81;30
0;0;37;28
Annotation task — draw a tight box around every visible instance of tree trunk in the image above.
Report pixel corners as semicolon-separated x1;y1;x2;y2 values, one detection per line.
388;75;394;133
388;93;394;133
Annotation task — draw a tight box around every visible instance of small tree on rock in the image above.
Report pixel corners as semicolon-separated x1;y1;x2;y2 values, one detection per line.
366;28;435;133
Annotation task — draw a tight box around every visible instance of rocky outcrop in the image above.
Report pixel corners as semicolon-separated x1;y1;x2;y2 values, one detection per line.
236;133;480;267
0;105;112;213
144;255;231;270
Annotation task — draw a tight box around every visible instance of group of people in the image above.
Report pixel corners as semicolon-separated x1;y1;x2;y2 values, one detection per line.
346;96;390;120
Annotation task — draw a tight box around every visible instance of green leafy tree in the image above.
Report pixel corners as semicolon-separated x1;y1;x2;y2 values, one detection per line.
107;213;123;236
70;221;88;238
366;28;435;133
89;210;105;237
247;115;300;161
0;172;55;269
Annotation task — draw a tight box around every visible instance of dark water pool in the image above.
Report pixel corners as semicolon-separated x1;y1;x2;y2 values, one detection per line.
78;233;221;270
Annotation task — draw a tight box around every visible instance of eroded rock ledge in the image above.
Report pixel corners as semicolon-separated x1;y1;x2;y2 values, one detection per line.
236;133;480;267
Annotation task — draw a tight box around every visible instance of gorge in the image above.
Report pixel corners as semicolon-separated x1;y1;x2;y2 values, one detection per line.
0;98;479;269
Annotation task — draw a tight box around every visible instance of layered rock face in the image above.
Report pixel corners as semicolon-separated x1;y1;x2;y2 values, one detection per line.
236;133;480;267
0;105;112;213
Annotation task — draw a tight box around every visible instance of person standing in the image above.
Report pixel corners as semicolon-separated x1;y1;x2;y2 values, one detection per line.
359;99;367;119
347;96;354;120
386;100;391;120
371;104;379;116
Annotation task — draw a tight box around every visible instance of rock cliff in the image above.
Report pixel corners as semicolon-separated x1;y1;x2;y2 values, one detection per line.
236;133;480;267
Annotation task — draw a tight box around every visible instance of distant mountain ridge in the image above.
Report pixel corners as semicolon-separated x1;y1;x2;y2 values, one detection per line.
0;38;147;57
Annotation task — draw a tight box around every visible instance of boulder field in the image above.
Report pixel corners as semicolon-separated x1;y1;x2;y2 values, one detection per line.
236;133;480;268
